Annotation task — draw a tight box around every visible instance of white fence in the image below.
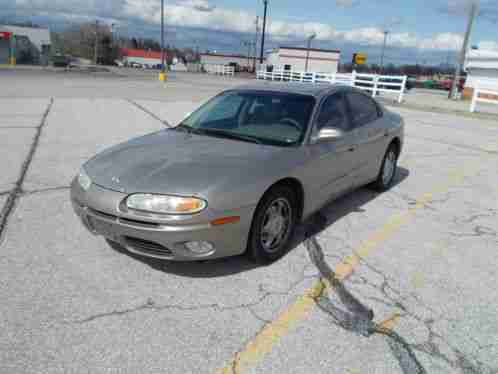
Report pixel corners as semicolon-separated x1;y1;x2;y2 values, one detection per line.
256;69;408;103
470;87;498;113
204;64;235;76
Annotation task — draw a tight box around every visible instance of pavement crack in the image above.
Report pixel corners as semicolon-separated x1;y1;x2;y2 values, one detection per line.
305;236;428;374
126;98;172;127
70;290;283;325
0;98;54;245
21;186;70;196
408;134;498;156
329;246;497;374
459;210;497;224
0;189;12;197
449;225;497;238
0;126;39;129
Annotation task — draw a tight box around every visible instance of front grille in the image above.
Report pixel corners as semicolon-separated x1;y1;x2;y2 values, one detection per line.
87;208;159;229
124;236;173;257
120;217;160;228
88;208;117;221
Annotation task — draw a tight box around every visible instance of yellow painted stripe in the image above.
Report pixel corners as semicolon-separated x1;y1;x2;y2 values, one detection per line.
218;281;326;374
216;162;480;374
376;313;402;334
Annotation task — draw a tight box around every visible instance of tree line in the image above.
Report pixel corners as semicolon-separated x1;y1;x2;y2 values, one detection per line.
50;22;199;65
340;62;456;77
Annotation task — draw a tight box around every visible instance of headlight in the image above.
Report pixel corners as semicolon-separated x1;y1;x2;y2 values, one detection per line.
78;168;92;191
126;194;207;215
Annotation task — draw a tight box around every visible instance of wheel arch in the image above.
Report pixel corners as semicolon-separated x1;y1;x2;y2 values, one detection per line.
260;177;305;223
390;137;402;157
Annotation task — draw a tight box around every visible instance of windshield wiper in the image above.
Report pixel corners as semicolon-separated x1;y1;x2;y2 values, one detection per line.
195;128;263;144
174;123;195;133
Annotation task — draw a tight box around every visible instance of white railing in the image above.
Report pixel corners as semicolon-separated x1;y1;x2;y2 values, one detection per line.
470;87;498;113
256;69;408;103
204;64;235;76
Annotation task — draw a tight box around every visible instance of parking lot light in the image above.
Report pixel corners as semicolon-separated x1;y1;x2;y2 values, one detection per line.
159;0;167;82
305;33;317;72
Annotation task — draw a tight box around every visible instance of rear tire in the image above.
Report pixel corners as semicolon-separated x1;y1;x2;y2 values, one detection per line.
247;186;297;264
371;144;398;191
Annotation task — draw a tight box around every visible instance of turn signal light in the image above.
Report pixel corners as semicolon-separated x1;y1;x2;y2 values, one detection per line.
211;216;240;226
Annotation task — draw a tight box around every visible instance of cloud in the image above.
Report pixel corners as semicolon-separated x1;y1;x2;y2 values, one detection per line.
122;0;254;33
418;32;463;50
179;0;216;12
478;40;498;51
335;0;359;7
443;0;498;21
3;0;473;52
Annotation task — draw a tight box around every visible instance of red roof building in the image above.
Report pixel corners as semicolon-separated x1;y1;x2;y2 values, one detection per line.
121;48;164;59
120;48;166;67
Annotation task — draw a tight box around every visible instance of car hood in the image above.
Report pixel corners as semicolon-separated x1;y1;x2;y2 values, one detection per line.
84;129;285;196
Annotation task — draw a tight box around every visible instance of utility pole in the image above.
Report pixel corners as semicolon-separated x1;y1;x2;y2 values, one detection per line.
380;30;388;74
253;16;260;72
259;0;268;64
449;1;478;99
161;0;166;75
94;20;99;65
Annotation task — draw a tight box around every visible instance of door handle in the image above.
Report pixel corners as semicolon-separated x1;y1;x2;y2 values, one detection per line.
348;146;355;152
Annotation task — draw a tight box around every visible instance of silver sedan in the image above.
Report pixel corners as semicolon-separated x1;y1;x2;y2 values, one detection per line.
71;83;404;263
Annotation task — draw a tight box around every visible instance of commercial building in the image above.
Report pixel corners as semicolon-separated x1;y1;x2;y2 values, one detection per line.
120;48;165;68
0;25;51;65
266;46;341;74
463;49;498;100
200;52;255;71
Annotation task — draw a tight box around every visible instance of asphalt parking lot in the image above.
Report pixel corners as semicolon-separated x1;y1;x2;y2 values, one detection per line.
1;68;497;374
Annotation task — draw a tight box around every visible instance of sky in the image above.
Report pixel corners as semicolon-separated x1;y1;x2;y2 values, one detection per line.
2;0;498;65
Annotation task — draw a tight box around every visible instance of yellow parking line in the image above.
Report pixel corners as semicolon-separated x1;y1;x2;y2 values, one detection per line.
376;313;402;334
218;282;326;374
216;162;479;374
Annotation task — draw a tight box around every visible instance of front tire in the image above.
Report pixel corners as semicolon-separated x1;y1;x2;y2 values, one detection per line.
247;186;297;264
371;144;398;191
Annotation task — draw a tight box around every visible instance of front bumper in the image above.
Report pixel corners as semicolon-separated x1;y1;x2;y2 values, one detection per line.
70;179;255;261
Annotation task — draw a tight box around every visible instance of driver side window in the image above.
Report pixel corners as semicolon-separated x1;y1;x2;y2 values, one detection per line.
316;93;351;132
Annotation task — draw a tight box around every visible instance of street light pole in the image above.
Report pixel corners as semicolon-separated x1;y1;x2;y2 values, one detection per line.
94;20;99;65
161;0;165;74
449;1;478;99
253;16;259;72
380;30;388;74
259;0;268;64
304;33;316;72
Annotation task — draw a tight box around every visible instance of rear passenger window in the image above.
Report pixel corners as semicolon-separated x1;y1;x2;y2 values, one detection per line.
346;93;379;127
316;93;350;132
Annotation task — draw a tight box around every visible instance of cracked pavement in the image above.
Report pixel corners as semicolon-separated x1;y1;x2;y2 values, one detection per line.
1;69;497;373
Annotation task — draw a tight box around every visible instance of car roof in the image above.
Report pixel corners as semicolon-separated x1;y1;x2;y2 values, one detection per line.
233;81;348;98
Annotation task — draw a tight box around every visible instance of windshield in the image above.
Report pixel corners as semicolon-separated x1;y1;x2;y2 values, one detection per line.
178;90;315;147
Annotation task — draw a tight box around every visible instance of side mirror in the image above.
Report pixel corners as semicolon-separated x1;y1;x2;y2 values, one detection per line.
313;128;344;143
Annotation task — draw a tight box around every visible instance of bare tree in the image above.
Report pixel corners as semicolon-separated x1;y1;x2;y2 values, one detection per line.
54;22;119;64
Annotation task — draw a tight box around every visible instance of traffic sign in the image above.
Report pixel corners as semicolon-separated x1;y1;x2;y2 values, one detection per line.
353;53;367;65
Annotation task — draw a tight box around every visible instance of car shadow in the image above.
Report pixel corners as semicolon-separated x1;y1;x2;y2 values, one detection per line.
108;167;409;278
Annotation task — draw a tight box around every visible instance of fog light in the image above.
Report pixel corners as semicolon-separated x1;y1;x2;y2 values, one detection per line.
184;241;214;254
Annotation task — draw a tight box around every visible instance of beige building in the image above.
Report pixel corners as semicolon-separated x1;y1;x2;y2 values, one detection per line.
266;46;341;74
200;53;254;71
